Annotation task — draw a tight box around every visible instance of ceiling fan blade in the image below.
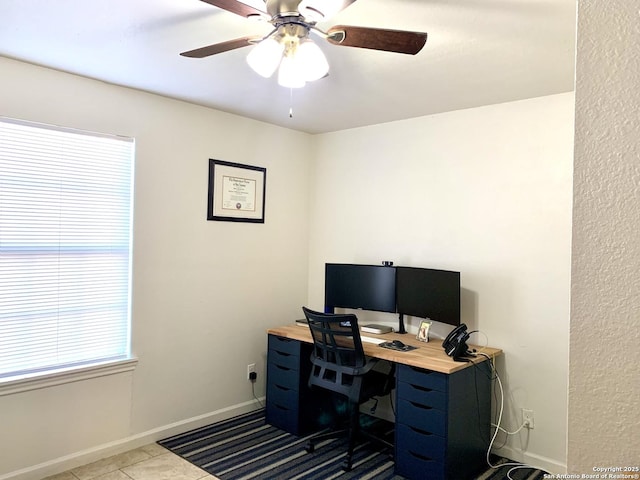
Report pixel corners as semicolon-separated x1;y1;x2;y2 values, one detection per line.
300;0;358;18
335;0;358;13
198;0;266;18
326;25;427;55
181;36;260;58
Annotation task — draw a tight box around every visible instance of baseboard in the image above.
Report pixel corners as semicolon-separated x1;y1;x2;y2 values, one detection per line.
0;398;265;480
2;399;565;480
492;444;567;475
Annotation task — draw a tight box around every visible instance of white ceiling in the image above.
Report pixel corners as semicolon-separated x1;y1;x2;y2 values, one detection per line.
0;0;576;134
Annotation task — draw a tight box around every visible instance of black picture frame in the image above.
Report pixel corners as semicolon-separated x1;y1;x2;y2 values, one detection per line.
207;159;266;223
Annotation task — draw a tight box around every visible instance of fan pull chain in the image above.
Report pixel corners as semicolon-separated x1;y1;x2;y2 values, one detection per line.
289;88;294;118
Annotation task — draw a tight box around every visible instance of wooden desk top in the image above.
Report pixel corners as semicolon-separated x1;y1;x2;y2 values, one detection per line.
267;324;502;375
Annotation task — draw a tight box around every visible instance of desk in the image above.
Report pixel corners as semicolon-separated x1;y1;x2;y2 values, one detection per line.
266;324;502;480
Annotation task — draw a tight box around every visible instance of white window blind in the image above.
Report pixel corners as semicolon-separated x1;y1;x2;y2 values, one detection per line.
0;118;134;380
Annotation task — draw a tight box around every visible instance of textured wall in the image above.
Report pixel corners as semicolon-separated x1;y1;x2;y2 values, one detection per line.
569;0;640;471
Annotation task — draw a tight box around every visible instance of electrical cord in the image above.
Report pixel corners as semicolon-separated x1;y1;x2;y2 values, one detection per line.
389;385;396;417
492;420;529;435
251;380;264;408
467;329;489;355
478;351;551;480
463;355;494;446
489;361;509;450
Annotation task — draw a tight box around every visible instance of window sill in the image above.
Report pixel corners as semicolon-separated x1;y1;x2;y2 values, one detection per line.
0;357;138;397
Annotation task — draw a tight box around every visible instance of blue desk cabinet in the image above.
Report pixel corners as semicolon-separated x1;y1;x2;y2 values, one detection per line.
265;327;500;480
395;363;492;480
266;334;327;435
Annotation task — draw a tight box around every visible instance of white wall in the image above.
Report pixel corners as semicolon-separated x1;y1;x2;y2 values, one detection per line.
0;55;578;478
568;0;640;470
308;93;575;472
0;57;312;478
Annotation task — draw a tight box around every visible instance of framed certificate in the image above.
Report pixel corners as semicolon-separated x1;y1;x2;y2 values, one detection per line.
207;159;266;223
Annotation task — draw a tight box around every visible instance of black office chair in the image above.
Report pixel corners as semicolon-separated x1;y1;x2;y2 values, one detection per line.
301;306;395;471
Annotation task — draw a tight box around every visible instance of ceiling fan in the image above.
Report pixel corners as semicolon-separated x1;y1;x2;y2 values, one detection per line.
181;0;428;88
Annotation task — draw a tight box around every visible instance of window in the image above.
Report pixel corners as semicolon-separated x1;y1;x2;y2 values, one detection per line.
0;118;134;384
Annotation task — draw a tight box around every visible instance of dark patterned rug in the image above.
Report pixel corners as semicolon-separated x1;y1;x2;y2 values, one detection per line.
159;409;546;480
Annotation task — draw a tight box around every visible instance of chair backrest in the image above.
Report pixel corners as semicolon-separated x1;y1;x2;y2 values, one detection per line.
302;306;367;402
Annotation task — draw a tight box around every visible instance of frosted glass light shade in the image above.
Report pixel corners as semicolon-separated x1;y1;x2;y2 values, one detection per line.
297;41;329;81
278;55;306;88
246;38;284;78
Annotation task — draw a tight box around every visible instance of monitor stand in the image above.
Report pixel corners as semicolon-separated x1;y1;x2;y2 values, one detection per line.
397;313;407;334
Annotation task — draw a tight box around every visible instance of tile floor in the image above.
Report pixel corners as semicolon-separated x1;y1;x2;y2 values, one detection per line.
43;443;220;480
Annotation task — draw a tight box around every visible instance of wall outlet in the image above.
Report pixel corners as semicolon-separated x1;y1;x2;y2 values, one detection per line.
522;408;535;429
247;363;256;381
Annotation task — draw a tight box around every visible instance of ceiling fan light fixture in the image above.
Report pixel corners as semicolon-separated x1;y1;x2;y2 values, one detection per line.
246;38;284;78
278;54;306;88
296;40;329;81
183;0;430;96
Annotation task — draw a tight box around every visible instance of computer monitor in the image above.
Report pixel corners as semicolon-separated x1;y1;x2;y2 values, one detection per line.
395;266;460;326
324;263;397;314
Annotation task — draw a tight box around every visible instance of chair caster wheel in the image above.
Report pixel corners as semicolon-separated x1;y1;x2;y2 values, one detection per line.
341;460;352;471
305;442;315;453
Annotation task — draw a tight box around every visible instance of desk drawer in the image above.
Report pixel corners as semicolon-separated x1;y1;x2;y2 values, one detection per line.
397;381;447;411
395;448;446;480
396;423;445;461
266;402;298;434
397;398;447;437
267;381;299;406
398;365;447;392
268;349;300;371
267;362;300;391
268;335;302;356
